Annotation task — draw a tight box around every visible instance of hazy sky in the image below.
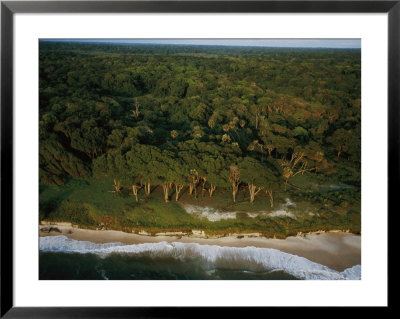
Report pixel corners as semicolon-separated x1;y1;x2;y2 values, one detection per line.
43;39;361;49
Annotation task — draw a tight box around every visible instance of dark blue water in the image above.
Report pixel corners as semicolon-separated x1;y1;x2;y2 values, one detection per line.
39;251;298;280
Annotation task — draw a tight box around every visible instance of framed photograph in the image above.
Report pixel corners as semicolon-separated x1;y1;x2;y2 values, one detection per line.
1;0;395;316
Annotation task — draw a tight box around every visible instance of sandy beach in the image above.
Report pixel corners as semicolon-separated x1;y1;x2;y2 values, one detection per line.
39;223;361;272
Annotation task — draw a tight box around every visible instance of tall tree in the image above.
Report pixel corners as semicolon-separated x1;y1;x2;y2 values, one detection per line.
229;165;241;202
239;157;266;204
202;155;229;197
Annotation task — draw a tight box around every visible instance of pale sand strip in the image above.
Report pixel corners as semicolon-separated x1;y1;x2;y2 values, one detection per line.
39;224;361;272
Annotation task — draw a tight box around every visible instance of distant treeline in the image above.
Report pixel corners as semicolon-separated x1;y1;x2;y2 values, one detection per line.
40;41;361;57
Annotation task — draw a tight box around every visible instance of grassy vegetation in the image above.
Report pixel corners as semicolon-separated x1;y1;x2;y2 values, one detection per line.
39;177;361;239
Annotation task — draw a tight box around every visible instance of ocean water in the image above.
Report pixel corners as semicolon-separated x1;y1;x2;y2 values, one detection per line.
39;235;361;280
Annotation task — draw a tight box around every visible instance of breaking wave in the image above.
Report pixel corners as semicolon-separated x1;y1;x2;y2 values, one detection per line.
40;236;360;280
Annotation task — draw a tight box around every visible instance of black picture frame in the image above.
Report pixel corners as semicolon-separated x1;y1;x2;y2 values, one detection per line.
1;0;395;317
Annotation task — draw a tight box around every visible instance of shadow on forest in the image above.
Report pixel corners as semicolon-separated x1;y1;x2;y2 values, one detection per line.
39;185;73;221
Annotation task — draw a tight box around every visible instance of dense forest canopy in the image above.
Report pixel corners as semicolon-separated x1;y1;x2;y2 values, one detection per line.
39;41;361;207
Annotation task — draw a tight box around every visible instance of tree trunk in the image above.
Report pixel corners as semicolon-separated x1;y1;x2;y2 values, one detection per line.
208;185;216;197
232;183;238;202
266;189;274;208
248;184;262;203
162;184;170;202
175;184;184;201
113;179;121;193
132;185;139;202
249;184;254;203
145;182;151;196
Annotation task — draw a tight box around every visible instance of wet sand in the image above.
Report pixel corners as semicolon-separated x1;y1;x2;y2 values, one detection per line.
39;224;361;272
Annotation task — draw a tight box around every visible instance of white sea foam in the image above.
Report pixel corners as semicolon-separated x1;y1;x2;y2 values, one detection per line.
268;210;296;218
283;198;296;207
184;205;237;221
184;199;299;221
247;213;259;218
340;264;361;280
264;198;297;219
40;236;361;280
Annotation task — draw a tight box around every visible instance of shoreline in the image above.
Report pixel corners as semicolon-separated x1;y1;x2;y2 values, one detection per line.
39;223;361;272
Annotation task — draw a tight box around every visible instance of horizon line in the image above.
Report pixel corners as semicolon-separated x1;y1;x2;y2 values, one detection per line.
40;39;361;49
